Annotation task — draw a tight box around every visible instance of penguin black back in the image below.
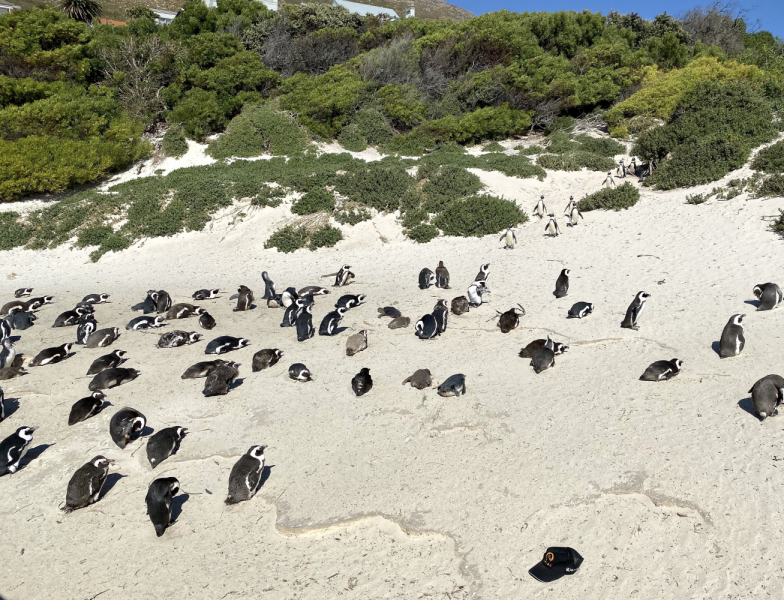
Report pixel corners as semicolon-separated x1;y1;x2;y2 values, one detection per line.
351;368;373;396
109;407;146;448
146;477;180;536
68;391;107;425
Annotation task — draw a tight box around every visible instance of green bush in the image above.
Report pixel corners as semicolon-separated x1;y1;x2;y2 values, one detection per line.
483;141;505;152
291;188;336;214
536;152;616;172
76;225;113;247
162;124;189;158
207;104;307;158
419;150;547;180
308;224;343;250
338;123;367;151
433;195;527;237
401;208;428;228
352;107;394;146
686;193;709;205
334;208;371;224
422;165;482;212
334;161;413;211
170;88;226;141
772;209;784;236
573;135;625;157
752;140;784;174
90;233;131;262
757;174;784;198
578;182;640;211
406;223;439;243
0;212;32;250
264;224;310;253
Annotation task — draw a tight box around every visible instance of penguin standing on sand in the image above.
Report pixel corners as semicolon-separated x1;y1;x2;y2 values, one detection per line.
474;264;490;282
147;426;187;468
749;374;784;420
280;297;302;328
0;339;16;370
563;196;576;216
418;268;435;290
30;343;73;367
0;426;37;475
567;203;583;226
295;304;315;342
0;319;10;342
351;368;373;396
261;271;277;301
621;292;651;331
435;262;450;289
154;291;172;314
225;446;266;504
62;456;114;512
146;477;180;536
319;306;347;336
68;392;107;425
533;195;547;219
324;265;354;287
753;283;782;311
109;407;146;448
76;314;97;345
432;299;448;334
500;226;517;249
545;214;561;237
719;314;745;358
234;285;254;312
0;386;5;422
555;269;569;298
467;281;488;308
252;349;283;371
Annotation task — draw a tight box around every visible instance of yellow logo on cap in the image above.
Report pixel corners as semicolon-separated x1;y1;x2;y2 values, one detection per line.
544;552;555;567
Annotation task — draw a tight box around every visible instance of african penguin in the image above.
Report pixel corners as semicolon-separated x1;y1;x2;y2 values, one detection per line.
500;226;517;249
147;426;187;468
252;349;283;372
563;196;576;216
142;291;159;314
88;367;140;391
749;374;784;421
62;456;114;512
329;265;354;287
280;287;298;308
388;317;410;329
192;289;219;300
719;314;745;358
53;307;87;327
554;269;570;298
319;306;347;336
289;363;311;381
82;293;110;304
14;288;33;298
345;331;368;356
639;359;682;381
418;268;435;290
467;281;488;307
402;369;432;389
295;304;315;342
377;307;401;318
432;299;448;334
0;426;38;475
167;303;204;319
0;318;9;342
109;407;146;449
568;204;584;226
530;344;555;374
545;214;561;237
225;446;266;504
146;477;180;536
204;361;240;396
181;360;222;379
435;261;450;289
86;350;126;375
335;294;366;310
0;339;16;370
126;315;166;330
198;311;216;330
68;392;107;425
415;314;439;340
474;263;490;282
234;285;254;312
533;195;547;219
280;299;301;328
753;283;782;311
205;336;250;354
621;291;651;331
0;301;25;316
451;296;470;315
76;315;97;345
154;290;172;313
157;331;202;348
23;296;53;311
299;286;330;297
0;386;4;422
351;368;373;396
568;302;593;318
519;339;568;358
497;305;525;333
0;365;25;380
85;327;121;348
261;271;277;301
73;301;95;314
30;343;73;367
5;311;36;330
438;374;466;397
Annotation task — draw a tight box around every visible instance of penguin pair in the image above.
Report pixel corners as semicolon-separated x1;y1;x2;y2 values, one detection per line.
142;290;171;314
415;300;448;340
2;295;53;315
564;197;583;226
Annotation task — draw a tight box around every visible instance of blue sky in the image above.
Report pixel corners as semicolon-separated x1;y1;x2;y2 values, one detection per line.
450;0;784;38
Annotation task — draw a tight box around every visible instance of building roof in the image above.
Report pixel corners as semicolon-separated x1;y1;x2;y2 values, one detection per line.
0;1;21;7
151;8;179;17
332;0;398;19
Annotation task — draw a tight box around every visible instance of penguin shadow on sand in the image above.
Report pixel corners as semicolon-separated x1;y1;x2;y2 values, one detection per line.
101;473;128;499
743;299;761;310
710;341;723;357
258;464;274;489
171;492;190;522
1;396;20;419
736;396;760;420
19;443;54;469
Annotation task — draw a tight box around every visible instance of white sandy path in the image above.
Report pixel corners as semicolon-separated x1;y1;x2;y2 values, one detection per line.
0;160;783;599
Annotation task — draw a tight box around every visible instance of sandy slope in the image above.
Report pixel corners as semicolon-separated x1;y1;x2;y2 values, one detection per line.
1;156;784;600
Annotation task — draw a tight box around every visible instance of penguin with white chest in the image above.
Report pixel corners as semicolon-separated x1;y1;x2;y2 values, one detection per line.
86;349;126;375
85;327;121;348
205;336;250;355
545;214;561;237
295;304;315;342
261;271;277;301
0;426;38;475
432;299;448;334
639;359;682;381
467;281;488;307
280;297;303;328
621;292;650;331
753;283;782;311
533;195;547;219
352;368;373;396
568;302;593;318
53;307;88;328
328;265;354;287
474;263;490;282
567;202;583;226
146;477;180;537
167;304;204;320
192;289;219;300
234;285;254;312
157;331;202;348
30;342;73;367
82;293;110;304
335;294;366;310
147;426;187;468
719;314;745;358
289;363;312;381
62;456;114;512
225;445;266;504
418;268;435;290
76;314;97;344
500;226;517;249
0;338;16;370
126;315;165;330
319;306;347;336
415;314;439;340
749;374;784;421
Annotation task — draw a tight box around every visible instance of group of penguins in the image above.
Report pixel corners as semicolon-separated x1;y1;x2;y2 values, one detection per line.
1;251;783;538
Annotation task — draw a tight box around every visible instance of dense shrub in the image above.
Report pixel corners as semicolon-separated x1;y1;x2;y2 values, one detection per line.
264;224;310;252
433;195;527;236
170;88;226;141
752;141;784;174
421;165;482;212
686;193;709;205
635;80;778;189
162;124;189;158
757;174;784;198
334;161;413;211
419;150;547;180
338;123;366;151
406;223;439;243
578;182;640;211
483;141;505;152
291;188;335;214
334;208;371;224
308;224;343;249
0;212;32;250
536;152;616;172
76;225;114;247
208;104;307;158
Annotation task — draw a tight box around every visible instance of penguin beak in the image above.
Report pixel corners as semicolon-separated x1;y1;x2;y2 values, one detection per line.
108;459;116;465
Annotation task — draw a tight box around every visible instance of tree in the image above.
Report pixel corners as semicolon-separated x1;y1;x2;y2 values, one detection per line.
59;0;102;23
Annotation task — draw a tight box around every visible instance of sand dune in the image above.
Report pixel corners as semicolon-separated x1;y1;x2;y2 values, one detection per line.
1;155;784;599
